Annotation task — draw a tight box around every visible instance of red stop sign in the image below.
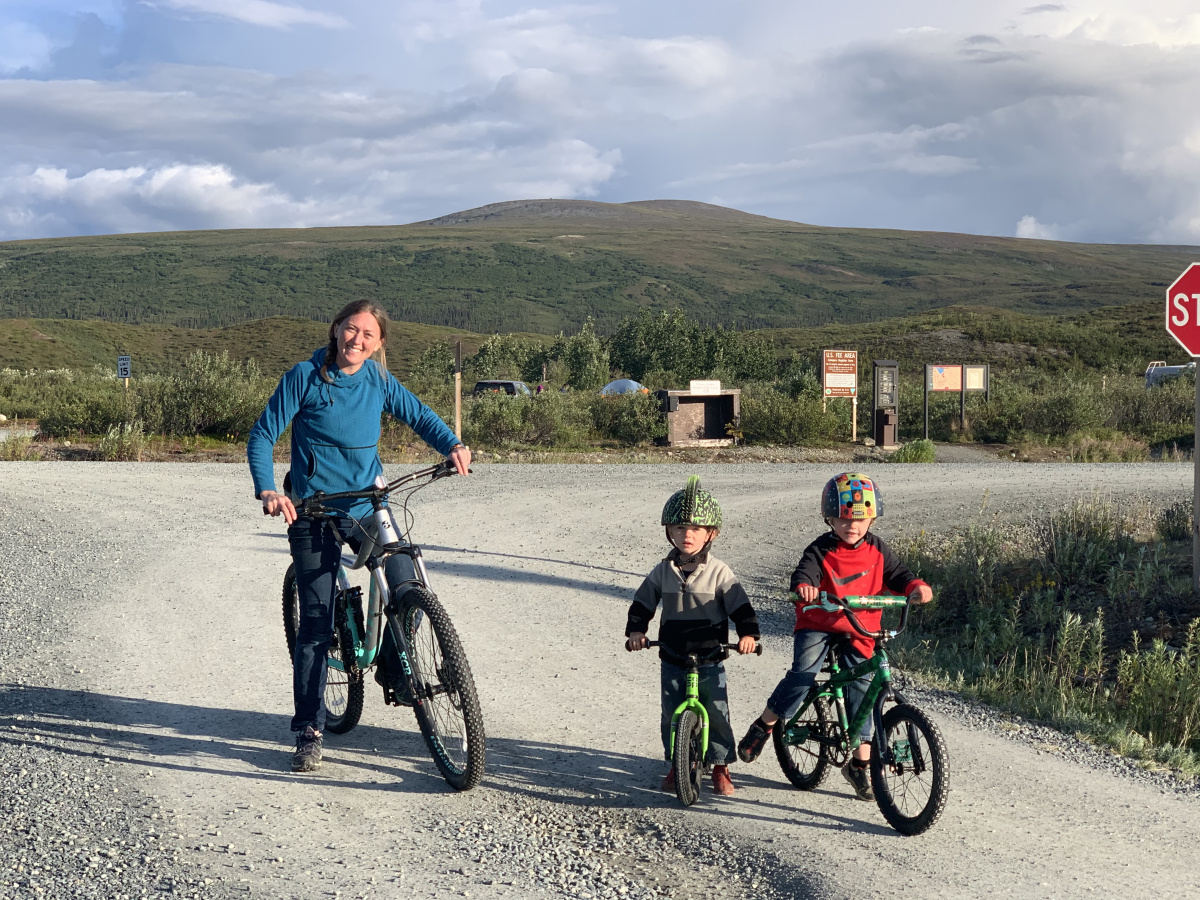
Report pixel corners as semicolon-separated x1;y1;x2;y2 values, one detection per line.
1167;263;1200;356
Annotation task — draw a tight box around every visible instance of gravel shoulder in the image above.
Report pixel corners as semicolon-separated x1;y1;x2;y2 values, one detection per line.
2;462;1198;900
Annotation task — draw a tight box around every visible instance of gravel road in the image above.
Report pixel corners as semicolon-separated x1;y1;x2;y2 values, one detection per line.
2;462;1199;900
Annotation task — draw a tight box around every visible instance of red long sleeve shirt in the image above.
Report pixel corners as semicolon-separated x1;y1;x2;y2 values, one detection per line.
790;531;928;657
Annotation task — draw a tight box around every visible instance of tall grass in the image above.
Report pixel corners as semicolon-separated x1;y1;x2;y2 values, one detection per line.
896;497;1200;772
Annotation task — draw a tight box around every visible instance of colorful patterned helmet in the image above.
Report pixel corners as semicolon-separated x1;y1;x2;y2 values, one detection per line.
821;472;883;520
662;475;723;529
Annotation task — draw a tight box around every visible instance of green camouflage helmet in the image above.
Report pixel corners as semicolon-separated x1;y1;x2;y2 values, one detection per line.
661;475;723;529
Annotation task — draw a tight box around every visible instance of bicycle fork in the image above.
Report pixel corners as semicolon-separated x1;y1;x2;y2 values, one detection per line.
668;670;710;760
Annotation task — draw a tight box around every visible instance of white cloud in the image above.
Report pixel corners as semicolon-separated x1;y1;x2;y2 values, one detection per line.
143;0;348;29
0;163;323;237
1;2;1200;243
1015;215;1063;239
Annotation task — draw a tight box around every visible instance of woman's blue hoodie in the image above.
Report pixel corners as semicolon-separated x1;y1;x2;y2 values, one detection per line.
247;348;459;517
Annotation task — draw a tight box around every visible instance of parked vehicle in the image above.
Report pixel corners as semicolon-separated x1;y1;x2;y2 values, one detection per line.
472;380;532;397
1145;360;1195;388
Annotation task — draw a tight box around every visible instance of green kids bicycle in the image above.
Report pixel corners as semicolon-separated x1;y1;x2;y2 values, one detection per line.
774;592;948;835
633;640;762;807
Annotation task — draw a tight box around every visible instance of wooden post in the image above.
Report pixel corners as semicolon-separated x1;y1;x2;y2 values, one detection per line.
852;396;858;443
960;382;966;433
923;365;930;440
454;342;462;441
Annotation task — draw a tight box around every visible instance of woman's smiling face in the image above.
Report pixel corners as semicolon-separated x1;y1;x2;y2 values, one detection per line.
336;311;384;374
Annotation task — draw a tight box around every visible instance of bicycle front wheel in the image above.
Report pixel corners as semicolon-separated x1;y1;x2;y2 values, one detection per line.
870;703;948;835
282;565;364;735
672;710;704;807
394;587;486;790
773;697;832;790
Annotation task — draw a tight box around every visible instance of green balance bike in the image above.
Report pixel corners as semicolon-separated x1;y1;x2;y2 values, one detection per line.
774;592;948;835
630;640;762;806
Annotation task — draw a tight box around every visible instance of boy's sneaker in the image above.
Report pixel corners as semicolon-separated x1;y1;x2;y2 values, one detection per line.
291;726;323;773
660;767;677;792
737;719;772;763
841;760;873;801
711;765;734;796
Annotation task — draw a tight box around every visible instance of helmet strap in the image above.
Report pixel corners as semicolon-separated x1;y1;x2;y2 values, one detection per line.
666;526;714;566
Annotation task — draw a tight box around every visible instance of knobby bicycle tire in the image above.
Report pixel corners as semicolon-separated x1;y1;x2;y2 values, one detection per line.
394;587;486;790
773;696;833;790
672;710;704;807
870;703;948;835
281;565;365;735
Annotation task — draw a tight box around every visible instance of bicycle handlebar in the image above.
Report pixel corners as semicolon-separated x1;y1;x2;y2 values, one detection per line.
788;591;912;641
625;639;763;657
297;459;462;517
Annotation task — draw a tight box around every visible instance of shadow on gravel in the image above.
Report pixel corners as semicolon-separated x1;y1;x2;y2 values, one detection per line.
422;559;634;600
0;684;894;836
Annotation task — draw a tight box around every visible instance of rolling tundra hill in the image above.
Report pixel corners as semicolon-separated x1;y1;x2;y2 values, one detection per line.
1;199;1194;336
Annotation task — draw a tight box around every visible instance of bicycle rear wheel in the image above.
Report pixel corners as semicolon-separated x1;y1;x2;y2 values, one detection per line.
870;703;948;835
282;565;364;735
672;710;704;807
393;587;486;790
773;697;832;790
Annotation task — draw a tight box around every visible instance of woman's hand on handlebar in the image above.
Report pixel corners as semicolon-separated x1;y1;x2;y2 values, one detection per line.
260;490;297;525
449;444;472;476
625;632;649;652
908;584;934;605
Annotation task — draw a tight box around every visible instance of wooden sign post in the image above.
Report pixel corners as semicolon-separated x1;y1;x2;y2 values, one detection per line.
454;342;462;440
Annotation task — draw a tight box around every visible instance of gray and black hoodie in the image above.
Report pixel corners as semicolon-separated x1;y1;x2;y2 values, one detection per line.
626;549;760;665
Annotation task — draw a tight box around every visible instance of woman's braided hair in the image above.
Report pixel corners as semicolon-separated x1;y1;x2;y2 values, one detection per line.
321;299;390;383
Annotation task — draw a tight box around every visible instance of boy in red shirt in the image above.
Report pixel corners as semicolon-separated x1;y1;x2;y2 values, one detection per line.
736;473;932;800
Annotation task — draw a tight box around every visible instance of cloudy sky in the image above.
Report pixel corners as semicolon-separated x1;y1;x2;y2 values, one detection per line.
1;1;1199;243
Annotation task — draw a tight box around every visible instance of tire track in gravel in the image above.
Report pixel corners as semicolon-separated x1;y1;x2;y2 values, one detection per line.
2;462;1198;900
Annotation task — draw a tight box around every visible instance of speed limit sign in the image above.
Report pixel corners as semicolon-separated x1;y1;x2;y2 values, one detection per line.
117;355;131;379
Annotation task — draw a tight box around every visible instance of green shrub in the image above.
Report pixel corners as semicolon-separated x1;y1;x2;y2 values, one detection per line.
463;392;589;449
739;385;840;445
0;431;39;461
887;439;935;463
894;496;1200;767
590;392;666;445
138;351;272;438
1157;499;1193;542
98;420;146;461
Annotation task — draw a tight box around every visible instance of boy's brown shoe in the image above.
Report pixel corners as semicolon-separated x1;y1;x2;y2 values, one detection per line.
711;765;734;796
737;719;772;763
660;767;677;792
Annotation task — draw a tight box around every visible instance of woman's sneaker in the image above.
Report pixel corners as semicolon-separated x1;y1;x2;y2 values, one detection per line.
841;760;874;801
737;719;772;763
292;726;323;772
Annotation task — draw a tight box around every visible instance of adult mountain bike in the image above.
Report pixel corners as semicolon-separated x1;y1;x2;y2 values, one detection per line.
629;640;761;807
281;460;485;791
773;592;948;835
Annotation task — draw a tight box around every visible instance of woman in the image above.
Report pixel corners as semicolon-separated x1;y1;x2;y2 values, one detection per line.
247;300;469;772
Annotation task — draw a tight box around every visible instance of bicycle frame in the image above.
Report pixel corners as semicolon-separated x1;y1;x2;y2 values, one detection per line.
780;645;893;761
779;593;911;767
299;461;455;703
